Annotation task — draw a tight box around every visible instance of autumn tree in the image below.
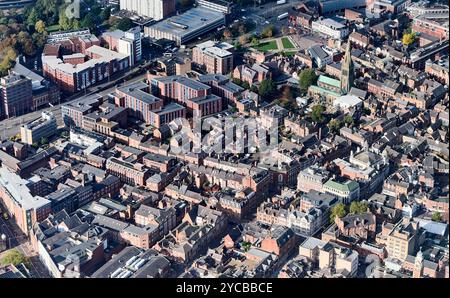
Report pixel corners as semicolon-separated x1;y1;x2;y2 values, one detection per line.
35;20;46;34
17;31;36;56
223;29;232;40
282;85;293;101
262;25;275;38
431;212;442;222
239;35;249;45
402;32;416;46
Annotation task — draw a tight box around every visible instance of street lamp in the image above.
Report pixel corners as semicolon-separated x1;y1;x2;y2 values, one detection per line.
0;233;6;250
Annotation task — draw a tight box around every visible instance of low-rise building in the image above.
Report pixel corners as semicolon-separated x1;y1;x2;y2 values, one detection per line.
323;179;360;204
311;18;349;40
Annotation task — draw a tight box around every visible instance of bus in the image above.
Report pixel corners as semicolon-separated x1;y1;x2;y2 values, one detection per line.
277;12;289;21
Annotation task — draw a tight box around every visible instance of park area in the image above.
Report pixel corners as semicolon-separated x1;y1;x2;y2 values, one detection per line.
253;40;278;52
281;37;295;49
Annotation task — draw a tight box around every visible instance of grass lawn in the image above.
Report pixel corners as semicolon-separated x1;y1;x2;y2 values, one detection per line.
281;37;295;49
254;40;278;52
46;24;60;32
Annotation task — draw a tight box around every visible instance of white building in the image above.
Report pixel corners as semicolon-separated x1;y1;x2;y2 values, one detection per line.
333;95;363;110
311;18;349;40
20;111;57;145
308;45;333;68
288;208;323;236
120;0;175;21
118;27;142;66
144;7;226;45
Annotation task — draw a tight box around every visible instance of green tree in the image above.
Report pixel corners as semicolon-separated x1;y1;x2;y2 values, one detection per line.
311;104;325;124
330;203;347;222
116;17;134;31
328;119;342;133
349;201;368;214
1;249;28;266
343;115;354;126
40;137;49;145
59;8;71;30
431;212;442;222
258;79;276;98
251;37;259;47
72;19;81;30
298;69;317;94
26;8;39;28
100;7;111;22
35;20;46;34
81;13;96;31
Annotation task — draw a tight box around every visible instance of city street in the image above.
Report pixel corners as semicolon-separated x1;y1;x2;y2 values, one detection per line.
0;206;50;277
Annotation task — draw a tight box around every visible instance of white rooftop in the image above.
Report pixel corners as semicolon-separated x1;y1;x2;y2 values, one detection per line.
334;95;362;108
42;45;129;74
0;166;50;210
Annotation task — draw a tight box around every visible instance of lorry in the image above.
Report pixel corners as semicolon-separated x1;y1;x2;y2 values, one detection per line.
277;12;289;21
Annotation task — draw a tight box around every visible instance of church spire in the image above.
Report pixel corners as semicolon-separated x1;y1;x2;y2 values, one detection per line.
340;41;354;94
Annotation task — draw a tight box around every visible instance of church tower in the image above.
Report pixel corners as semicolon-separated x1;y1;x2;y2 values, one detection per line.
413;250;424;278
340;41;354;94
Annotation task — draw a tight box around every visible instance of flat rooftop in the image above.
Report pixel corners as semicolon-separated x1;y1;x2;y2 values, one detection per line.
42;45;128;75
146;7;225;38
153;75;210;91
0;167;50;210
117;81;162;105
